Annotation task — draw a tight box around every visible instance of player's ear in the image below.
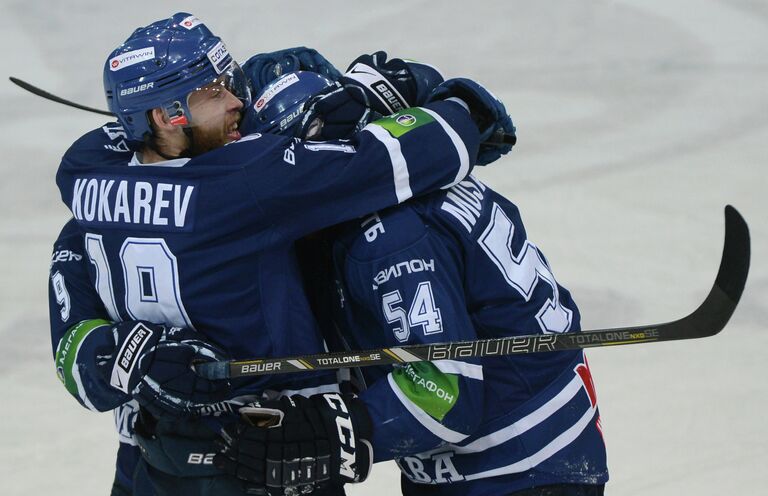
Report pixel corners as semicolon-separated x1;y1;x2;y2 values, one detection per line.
149;108;174;132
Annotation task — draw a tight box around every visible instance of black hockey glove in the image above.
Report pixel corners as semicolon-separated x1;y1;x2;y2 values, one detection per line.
296;51;444;140
104;322;231;418
214;393;373;496
428;77;516;166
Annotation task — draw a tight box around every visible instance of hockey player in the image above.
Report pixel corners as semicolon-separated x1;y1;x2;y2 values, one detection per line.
49;12;514;495
213;74;609;495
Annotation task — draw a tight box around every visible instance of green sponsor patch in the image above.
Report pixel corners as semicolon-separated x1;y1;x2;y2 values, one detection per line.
372;107;434;138
55;319;110;398
392;362;459;421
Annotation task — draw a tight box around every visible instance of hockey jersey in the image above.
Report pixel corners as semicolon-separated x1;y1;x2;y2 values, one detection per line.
49;101;479;489
328;176;608;495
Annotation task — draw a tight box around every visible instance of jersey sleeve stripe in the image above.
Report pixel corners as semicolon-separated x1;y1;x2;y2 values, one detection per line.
419;107;470;190
454;372;584;453
433;359;483;380
362;124;413;202
387;372;469;444
462;405;596;481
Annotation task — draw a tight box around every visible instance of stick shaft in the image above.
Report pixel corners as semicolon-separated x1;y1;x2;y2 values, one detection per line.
196;205;749;380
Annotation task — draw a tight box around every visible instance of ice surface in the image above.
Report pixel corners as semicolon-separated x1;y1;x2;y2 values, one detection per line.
1;1;765;494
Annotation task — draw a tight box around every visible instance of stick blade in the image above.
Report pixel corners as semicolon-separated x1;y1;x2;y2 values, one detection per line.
718;205;750;304
672;205;751;340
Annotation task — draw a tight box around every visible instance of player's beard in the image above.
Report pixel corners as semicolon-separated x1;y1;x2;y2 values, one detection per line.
187;114;241;157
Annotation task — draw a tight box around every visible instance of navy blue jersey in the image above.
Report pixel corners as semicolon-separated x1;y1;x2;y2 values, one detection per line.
49;218;344;489
329;176;608;494
54;102;477;391
49;102;479;490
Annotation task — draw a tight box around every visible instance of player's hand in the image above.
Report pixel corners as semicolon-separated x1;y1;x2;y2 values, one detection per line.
104;322;231;417
214;393;373;496
296;51;444;140
428;78;516;166
242;47;342;93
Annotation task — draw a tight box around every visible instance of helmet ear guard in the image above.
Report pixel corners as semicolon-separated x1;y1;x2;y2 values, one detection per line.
104;12;251;141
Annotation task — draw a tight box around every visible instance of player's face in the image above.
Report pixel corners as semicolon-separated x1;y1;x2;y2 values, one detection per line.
186;74;244;155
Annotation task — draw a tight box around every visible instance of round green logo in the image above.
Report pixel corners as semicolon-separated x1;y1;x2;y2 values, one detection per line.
396;114;417;127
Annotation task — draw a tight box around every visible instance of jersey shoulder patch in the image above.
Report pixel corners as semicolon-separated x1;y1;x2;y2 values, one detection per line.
339;205;428;262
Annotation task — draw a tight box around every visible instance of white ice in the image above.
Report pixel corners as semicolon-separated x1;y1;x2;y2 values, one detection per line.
0;1;765;494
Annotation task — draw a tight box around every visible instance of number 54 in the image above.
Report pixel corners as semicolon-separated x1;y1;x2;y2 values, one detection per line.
381;281;442;343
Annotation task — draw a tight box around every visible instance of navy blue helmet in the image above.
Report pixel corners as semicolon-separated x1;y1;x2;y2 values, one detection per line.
240;71;334;136
103;12;251;140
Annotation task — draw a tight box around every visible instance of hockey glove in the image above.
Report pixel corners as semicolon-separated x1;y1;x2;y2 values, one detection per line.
214;393;373;496
105;322;231;418
296;51;444;140
428;78;516;166
242;47;342;93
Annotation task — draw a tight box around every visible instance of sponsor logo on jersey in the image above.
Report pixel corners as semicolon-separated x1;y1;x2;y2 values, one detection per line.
372;107;433;138
101;125;132;153
110;323;154;394
255;73;300;111
206;41;231;74
51;249;83;264
392;363;459;421
395;114;416;126
71;177;198;231
104;140;131;153
110;47;155;71
179;15;203;30
372;258;435;290
119;82;154;97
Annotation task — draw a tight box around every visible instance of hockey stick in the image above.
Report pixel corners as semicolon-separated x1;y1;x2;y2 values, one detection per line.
196;205;750;380
9;77;115;116
8;76;516;146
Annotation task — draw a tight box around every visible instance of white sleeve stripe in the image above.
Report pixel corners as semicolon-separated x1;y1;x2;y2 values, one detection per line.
387;373;469;444
463;404;596;480
419;107;470;190
433;359;483;380
455;373;584;453
362;124;413;203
